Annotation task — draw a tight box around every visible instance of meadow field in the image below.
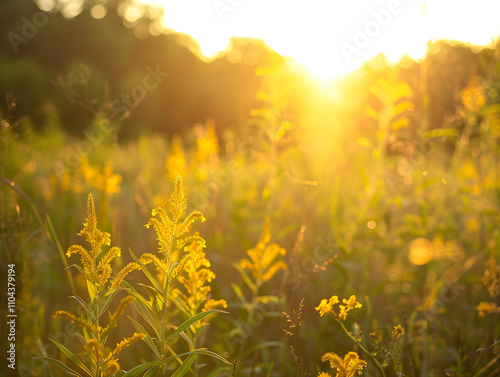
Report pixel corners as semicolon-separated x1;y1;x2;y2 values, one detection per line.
1;1;500;376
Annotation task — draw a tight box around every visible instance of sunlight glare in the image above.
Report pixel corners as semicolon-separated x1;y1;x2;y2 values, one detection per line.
127;0;500;78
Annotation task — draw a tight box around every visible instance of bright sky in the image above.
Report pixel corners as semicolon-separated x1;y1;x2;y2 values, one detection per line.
64;0;500;78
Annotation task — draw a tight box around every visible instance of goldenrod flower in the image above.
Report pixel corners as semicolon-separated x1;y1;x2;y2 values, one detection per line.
53;311;100;334
476;302;497;317
84;339;102;362
195;119;219;166
66;194;121;289
112;262;141;289
145;175;206;254
321;351;367;377
95;161;122;195
166;135;187;182
109;296;136;324
318;373;332;377
369;319;384;343
316;295;361;321
239;217;287;284
460;80;486;113
338;305;349;321
140;253;168;273
104;360;120;376
170;236;227;331
203;299;228;312
107;333;146;361
482;258;500;297
342;295;362;310
392;324;405;338
316;299;333;317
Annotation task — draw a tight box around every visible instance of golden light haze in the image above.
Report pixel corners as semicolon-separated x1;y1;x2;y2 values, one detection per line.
130;0;500;78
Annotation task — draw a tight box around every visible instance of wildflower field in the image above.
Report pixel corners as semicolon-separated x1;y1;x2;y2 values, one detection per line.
1;2;500;376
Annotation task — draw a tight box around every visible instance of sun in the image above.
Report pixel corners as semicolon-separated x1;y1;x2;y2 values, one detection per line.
117;0;500;78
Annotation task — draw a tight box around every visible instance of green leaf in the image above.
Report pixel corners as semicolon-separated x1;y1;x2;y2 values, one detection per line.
98;289;117;318
87;280;97;302
75;333;88;347
69;295;88;311
122;281;162;338
422;128;458;139
121;361;159;377
139;283;164;312
48;339;92;376
46;213;76;295
33;357;82;377
241;341;281;360
66;264;91;282
165;349;232;366
129;247;162;292
171;354;197;377
266;362;275;377
128;315;161;358
230;283;248;305
206;366;233;377
167;309;227;343
479;103;500;115
143;366;160;377
232;262;257;293
256;295;281;304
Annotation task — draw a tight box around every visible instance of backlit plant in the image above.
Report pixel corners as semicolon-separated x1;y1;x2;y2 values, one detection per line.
39;194;144;376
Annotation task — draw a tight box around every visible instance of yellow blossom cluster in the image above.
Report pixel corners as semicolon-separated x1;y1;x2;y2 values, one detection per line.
239;217;288;284
315;295;362;321
66;193;121;290
476;302;500;317
392;324;405;339
476;258;500;317
172;239;227;323
319;351;367;377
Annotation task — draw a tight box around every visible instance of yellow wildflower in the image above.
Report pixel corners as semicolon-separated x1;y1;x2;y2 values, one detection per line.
316;295;362;321
392;324;405;338
318;373;332;377
342;295;362;310
95;160;122;195
321;351;367;377
104;360;120;376
316;299;333;317
195;118;219;166
53;311;100;334
460;80;486;113
66;194;121;289
112;262;141;289
107;333;146;361
145;175;205;254
476;302;497;317
166;135;187;182
203;299;228;312
108;296;136;324
172;239;227;330
239;217;287;284
482;258;500;297
84;339;102;362
140;253;168;273
369;319;384;343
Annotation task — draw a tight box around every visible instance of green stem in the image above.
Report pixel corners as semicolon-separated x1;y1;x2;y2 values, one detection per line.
339;322;386;377
161;224;176;343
